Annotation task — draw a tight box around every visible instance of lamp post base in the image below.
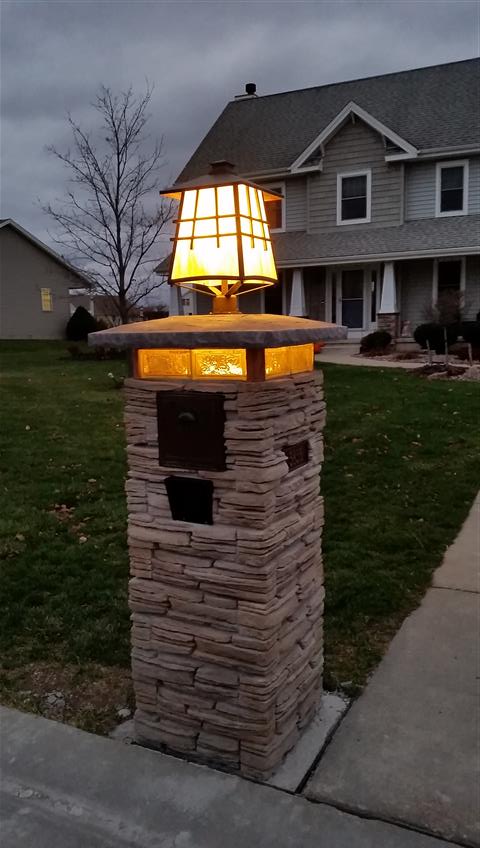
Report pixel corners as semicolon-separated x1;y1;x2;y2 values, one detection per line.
126;370;326;779
212;295;239;315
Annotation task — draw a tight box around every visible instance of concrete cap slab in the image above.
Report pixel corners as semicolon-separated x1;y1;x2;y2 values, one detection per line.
89;313;347;349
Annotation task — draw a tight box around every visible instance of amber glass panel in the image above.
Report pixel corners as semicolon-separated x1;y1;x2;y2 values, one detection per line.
192;348;247;380
137;344;313;381
137;349;191;378
265;344;314;379
290;343;314;374
265;346;290;378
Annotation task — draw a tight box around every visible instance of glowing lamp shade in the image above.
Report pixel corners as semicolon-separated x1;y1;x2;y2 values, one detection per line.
161;164;280;300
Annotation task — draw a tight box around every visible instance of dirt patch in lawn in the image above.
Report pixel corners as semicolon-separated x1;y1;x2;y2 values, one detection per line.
0;662;134;734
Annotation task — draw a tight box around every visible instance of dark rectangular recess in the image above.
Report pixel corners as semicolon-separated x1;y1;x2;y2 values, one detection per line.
156;390;226;471
165;476;213;525
283;440;309;471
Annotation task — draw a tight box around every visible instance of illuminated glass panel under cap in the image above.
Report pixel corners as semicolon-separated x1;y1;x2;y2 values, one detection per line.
137;348;191;379
192;349;246;380
265;344;314;379
137;343;314;381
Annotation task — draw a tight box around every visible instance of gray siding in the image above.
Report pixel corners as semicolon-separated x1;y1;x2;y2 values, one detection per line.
398;259;433;328
0;226;75;339
308;119;402;232
465;255;480;319
405;156;480;219
285;178;307;230
468;158;480;215
405;162;435;220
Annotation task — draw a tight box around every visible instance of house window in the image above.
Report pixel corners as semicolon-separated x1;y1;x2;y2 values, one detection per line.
437;260;462;294
337;170;371;225
435;161;468;217
40;288;53;311
263;183;285;231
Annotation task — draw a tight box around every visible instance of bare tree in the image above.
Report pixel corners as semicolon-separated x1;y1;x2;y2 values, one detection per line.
44;85;173;323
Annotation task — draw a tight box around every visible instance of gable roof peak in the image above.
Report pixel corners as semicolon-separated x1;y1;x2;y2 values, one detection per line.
0;218;91;286
291;101;418;171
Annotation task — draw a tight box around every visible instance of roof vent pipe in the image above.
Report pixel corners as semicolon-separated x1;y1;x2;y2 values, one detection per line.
245;82;256;95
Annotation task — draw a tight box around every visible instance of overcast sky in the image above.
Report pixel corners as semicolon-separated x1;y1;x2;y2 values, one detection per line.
2;0;479;257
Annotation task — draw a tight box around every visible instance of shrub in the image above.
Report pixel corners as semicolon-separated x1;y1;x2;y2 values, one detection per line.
413;322;459;354
360;330;392;354
461;322;480;348
422;290;464;325
66;306;98;341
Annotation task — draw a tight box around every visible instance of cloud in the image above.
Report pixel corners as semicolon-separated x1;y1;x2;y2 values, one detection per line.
1;0;477;249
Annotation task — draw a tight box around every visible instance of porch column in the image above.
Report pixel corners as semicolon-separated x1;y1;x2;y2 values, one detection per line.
289;268;306;317
378;261;399;338
168;284;184;317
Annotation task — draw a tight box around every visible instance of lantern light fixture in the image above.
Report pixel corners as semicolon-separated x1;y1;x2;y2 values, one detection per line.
161;161;281;313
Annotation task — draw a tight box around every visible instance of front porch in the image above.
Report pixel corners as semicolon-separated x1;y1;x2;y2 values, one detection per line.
271;255;480;340
188;255;479;340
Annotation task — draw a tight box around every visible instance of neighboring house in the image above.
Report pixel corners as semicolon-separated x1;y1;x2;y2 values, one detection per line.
0;219;90;339
173;58;480;339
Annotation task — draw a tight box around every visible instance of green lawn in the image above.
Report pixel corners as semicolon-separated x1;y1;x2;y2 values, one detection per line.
1;341;479;729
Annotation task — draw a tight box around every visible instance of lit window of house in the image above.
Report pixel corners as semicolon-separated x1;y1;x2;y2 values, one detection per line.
40;288;53;311
436;161;468;216
337;170;371;224
263;184;285;231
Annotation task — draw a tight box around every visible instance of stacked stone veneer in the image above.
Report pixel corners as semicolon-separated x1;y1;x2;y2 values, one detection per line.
125;369;325;779
377;312;400;340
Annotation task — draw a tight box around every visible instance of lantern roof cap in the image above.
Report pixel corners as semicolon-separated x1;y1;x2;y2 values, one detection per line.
89;313;346;350
160;161;282;201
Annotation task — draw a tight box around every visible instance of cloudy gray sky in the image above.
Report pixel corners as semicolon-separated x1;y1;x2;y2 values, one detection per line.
2;0;479;255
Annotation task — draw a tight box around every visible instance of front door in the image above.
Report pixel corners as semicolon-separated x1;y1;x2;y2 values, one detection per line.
327;266;380;336
341;269;364;330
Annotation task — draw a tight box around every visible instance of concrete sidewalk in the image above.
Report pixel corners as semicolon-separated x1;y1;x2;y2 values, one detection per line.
307;492;480;847
0;707;455;848
317;350;422;368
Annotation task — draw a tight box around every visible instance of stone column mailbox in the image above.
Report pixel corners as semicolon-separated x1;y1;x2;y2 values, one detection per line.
90;314;344;778
89;163;345;778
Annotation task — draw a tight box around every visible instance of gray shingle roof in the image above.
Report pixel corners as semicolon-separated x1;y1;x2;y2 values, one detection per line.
272;215;480;265
179;59;480;179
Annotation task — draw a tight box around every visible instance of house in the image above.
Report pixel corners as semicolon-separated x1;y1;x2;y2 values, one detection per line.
0;219;91;339
171;58;480;339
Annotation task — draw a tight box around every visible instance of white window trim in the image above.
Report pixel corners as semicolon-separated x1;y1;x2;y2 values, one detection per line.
336;169;371;226
432;256;466;302
435;160;469;218
263;181;286;232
